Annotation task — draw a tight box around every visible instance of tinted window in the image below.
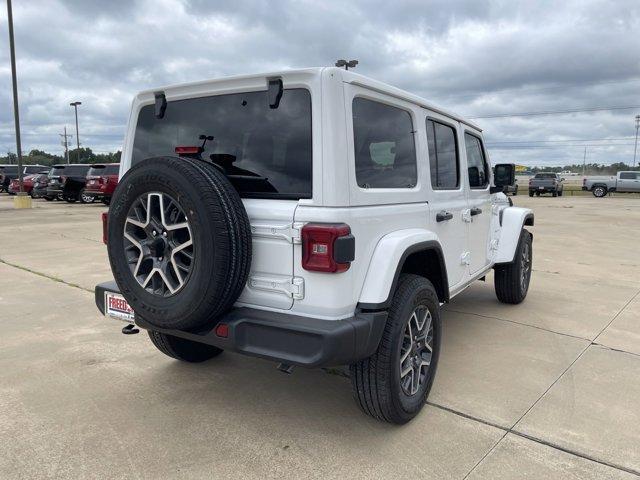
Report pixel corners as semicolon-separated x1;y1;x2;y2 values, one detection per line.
133;89;312;199
464;133;489;188
64;165;90;176
620;172;637;179
25;166;44;174
535;173;556;179
352;98;417;189
104;164;120;175
50;167;66;177
426;120;459;189
2;166;18;176
88;166;104;176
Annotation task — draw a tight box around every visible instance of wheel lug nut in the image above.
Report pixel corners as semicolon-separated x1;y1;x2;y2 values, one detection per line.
152;230;157;236
159;256;163;261
163;232;167;237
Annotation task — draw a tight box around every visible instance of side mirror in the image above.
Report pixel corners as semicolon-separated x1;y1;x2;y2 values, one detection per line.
491;163;515;194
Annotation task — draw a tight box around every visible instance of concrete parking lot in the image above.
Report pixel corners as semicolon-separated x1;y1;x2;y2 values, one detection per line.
1;194;639;479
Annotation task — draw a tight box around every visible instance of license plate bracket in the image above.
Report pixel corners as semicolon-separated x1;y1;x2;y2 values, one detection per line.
104;291;135;322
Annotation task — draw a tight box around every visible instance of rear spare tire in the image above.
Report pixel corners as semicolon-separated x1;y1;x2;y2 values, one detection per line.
107;156;252;331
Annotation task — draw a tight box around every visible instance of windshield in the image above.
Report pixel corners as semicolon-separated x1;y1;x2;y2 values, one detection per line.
534;173;556;179
132;88;312;199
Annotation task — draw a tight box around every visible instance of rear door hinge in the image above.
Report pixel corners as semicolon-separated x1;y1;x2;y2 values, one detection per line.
247;275;305;299
250;222;302;244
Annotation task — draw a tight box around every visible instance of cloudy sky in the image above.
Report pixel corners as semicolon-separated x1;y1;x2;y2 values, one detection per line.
1;0;639;166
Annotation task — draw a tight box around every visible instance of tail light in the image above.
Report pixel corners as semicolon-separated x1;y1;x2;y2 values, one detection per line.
175;146;202;155
101;212;108;245
583;178;586;185
101;176;108;185
301;223;354;273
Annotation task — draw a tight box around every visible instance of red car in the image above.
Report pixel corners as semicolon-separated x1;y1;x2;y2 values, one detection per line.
85;164;120;205
8;172;48;195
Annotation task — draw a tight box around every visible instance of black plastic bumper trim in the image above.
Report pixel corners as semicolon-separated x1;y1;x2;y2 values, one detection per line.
95;281;387;368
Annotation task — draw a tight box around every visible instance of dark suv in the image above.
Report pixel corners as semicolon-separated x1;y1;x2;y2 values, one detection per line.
45;164;92;203
0;164;47;193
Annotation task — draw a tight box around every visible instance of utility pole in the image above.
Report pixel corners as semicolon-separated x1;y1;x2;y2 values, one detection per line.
582;146;587;176
633;115;640;168
6;0;24;194
70;101;82;162
59;126;72;164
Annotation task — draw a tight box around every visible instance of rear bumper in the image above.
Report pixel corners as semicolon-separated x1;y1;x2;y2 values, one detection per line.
95;281;387;368
529;187;556;193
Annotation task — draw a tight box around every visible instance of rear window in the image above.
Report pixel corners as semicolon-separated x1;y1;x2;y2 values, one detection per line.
104;164;120;175
50;167;65;177
88;166;105;176
132;89;312;199
25;166;44;174
535;173;556;179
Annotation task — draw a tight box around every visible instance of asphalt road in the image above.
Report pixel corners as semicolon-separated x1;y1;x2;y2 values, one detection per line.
1;194;639;479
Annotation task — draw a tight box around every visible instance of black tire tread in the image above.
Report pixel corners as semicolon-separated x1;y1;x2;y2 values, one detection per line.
494;229;532;304
350;274;440;424
148;330;223;362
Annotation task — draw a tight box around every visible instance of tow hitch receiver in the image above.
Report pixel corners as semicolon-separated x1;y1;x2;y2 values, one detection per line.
122;324;139;335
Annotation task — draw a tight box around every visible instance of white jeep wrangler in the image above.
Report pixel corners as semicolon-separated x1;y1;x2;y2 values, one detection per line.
96;67;534;424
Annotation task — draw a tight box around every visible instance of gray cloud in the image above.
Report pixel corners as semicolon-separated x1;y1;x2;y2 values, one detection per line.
1;0;639;165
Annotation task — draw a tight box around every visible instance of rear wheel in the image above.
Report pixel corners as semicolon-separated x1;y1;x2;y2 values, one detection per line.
350;274;441;424
593;186;607;197
494;229;532;304
148;331;223;362
79;188;95;204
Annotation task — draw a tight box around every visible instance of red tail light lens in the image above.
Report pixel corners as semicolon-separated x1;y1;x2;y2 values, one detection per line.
301;223;354;273
101;212;108;245
175;146;202;155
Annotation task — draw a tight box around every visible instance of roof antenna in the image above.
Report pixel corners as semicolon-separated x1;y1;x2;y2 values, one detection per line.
335;59;358;70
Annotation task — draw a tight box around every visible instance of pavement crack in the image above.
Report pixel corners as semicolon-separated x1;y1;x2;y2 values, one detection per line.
0;258;93;293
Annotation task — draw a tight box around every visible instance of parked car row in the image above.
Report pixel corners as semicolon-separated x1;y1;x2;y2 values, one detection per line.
0;163;119;204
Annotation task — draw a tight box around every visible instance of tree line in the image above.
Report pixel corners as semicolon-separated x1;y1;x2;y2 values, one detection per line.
528;162;640;175
0;148;121;166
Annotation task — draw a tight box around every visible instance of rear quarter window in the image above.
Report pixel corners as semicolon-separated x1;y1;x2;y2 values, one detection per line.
352;97;417;189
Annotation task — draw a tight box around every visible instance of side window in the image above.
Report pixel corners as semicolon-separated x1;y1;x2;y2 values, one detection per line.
464;132;489;188
352;98;417;189
426;119;459;189
620;172;635;179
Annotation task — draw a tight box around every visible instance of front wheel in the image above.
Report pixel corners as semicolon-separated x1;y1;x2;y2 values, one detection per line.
350;274;441;424
148;331;223;362
494;230;532;304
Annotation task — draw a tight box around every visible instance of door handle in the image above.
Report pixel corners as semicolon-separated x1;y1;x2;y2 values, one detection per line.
470;207;482;216
436;211;453;222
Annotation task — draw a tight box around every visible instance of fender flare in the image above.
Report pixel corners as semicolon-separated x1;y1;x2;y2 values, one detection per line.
357;229;448;310
495;207;534;264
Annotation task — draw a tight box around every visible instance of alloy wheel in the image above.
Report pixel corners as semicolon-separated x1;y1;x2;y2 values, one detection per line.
521;241;531;291
123;192;194;297
399;305;434;396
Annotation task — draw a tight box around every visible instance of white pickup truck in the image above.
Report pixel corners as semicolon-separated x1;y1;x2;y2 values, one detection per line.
583;171;640;197
95;67;534;424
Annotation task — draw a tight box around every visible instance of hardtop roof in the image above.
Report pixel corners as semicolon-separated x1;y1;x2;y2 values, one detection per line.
140;67;481;131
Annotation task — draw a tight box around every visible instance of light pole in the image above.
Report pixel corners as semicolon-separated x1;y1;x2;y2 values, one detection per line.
70;101;82;162
6;0;24;194
633;115;640;168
